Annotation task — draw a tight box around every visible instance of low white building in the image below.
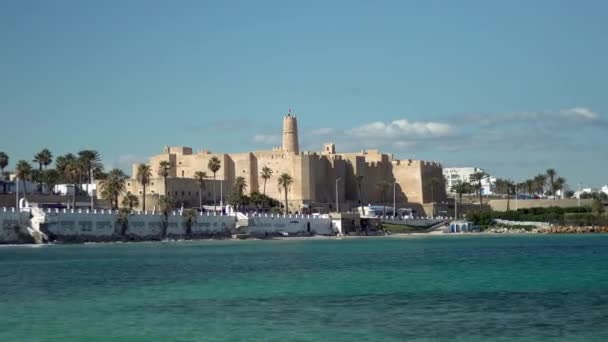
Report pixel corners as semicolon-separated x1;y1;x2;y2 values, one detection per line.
443;167;496;195
53;183;96;197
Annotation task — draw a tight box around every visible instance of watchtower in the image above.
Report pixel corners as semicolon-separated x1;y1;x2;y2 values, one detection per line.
282;111;299;154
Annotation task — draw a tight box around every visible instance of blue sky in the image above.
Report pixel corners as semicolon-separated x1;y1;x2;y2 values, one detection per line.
1;0;607;187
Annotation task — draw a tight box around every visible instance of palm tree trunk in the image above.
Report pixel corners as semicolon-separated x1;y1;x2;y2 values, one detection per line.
284;185;288;214
38;163;43;193
478;183;483;206
22;179;28;201
164;176;167;197
72;183;76;208
213;173;217;211
263;179;267;196
199;186;203;211
142;184;146;211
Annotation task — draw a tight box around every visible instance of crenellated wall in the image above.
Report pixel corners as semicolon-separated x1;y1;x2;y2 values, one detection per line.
40;209;235;242
245;213;334;236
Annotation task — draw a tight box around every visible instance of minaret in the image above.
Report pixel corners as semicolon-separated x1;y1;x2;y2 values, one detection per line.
282;109;299;154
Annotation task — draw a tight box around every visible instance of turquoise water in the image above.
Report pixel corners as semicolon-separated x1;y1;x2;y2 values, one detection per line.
1;235;608;341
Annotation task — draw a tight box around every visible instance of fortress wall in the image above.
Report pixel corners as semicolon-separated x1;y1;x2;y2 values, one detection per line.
246;214;333;235
0;209;31;243
253;152;307;210
40;209;235;242
392;160;424;204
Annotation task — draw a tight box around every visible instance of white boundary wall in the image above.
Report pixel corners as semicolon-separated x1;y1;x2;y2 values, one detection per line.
40;208;236;241
246;213;334;235
0;208;31;243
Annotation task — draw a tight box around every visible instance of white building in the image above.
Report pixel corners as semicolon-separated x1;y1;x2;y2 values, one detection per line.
443;167;496;195
53;183;96;197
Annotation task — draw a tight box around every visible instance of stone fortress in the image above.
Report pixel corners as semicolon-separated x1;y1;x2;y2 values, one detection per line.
121;112;446;213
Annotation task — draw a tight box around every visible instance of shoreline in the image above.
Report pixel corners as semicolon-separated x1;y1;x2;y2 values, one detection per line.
3;231;608;247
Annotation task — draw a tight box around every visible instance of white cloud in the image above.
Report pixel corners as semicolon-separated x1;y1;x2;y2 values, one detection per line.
348;119;454;139
253;134;280;145
559;107;599;120
310;127;335;136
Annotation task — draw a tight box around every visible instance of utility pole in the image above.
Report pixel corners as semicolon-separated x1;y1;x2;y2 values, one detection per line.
515;184;518;211
393;181;396;218
15;176;19;210
335;178;342;213
578;182;582;207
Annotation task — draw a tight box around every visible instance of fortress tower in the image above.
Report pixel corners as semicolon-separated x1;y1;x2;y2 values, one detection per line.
282;112;299;154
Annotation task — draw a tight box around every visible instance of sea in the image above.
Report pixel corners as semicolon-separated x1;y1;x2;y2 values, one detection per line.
1;235;607;341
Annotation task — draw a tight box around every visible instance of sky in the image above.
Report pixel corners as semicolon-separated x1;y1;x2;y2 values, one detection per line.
1;0;607;188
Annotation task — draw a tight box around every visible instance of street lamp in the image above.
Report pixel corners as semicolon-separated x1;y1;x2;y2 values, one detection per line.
393;180;396;218
335;178;342;213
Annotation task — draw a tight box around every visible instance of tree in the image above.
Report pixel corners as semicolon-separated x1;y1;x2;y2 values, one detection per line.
63;159;81;208
554;177;567;199
33;149;52;193
430;176;440;203
355;175;365;207
158;160;171;196
546;169;556;197
230;176;248;211
55;153;77;182
470;171;487;205
157;195;174;239
182;208;197;237
450;180;471;205
99;168;127;210
121;191;139;211
136;164;152;212
194;171;207;211
15;160;32;201
44;169;61;194
0;151;8;194
505;180;515;211
277;173;293;214
533;174;547;197
261;166;273;196
376;180;390;217
525;179;534;196
207;157;222;211
78;150;103;184
591;199;605;217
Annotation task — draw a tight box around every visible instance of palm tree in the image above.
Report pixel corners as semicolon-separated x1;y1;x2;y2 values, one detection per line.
376;180;390;217
355;174;365;207
207;157;221;211
234;176;247;195
157;195;174;239
182;208;197;238
194;171;207;211
121;191;139;211
158;160;171;196
55;153;76;180
277;173;293;214
430;176;440;203
546;169;556;198
525;179;534;196
44;169;60;194
15;160;32;201
504;180;515;211
33;149;52;193
136;164;152;211
261;166;273;196
99;168;128;210
450;180;470;205
554;177;567;199
0;152;8;194
533;174;547;197
78;150;103;184
470;171;487;205
63;159;81;208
